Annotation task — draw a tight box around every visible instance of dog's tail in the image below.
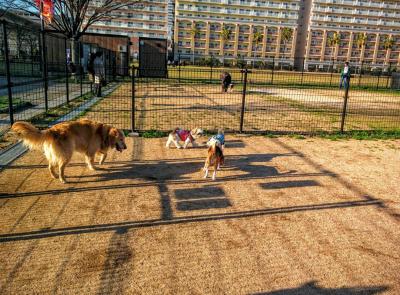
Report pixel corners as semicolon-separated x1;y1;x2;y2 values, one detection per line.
11;121;46;150
206;142;224;166
208;141;223;156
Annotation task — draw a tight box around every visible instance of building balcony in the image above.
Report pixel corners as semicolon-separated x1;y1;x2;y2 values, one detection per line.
317;0;400;10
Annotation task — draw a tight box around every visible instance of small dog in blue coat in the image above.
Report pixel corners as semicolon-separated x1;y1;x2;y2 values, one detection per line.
203;129;225;180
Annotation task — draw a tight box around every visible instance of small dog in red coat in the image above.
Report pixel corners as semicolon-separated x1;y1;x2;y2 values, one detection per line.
165;127;204;149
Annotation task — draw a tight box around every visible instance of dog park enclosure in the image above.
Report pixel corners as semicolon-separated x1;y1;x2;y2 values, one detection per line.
0;136;399;293
78;67;400;134
0;17;399;135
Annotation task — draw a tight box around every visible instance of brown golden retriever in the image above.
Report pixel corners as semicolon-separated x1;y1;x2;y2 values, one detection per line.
11;119;127;183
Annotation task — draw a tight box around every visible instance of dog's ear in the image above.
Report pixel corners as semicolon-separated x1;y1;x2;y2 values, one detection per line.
109;128;119;137
108;128;118;146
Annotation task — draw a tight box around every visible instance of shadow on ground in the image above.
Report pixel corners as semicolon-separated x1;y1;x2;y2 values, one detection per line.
252;281;388;295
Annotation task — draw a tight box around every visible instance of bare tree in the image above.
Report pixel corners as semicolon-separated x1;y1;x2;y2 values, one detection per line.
2;0;143;64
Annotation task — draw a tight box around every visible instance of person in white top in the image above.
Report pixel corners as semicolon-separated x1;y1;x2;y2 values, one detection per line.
93;51;105;97
340;61;351;89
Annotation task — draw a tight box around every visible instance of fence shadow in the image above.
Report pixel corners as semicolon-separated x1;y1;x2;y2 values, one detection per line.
251;281;388;295
68;153;289;184
260;180;320;190
0;199;382;243
174;185;231;211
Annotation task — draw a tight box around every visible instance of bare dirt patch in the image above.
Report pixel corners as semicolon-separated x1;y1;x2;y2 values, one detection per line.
0;136;399;294
81;82;400;132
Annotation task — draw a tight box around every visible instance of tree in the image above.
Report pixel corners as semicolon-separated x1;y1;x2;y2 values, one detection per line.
220;26;231;64
280;27;293;69
189;26;200;63
235;57;246;69
326;32;341;71
3;0;143;66
204;56;215;67
383;35;395;66
252;30;263;67
356;33;367;65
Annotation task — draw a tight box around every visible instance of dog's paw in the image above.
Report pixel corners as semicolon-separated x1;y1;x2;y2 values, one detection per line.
59;178;67;184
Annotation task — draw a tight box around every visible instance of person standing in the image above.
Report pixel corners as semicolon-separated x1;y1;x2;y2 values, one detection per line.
340;62;351;89
93;51;105;97
220;71;232;92
87;52;96;84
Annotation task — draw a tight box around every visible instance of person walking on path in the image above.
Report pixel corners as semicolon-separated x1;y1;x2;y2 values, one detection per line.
340;61;351;89
93;51;105;97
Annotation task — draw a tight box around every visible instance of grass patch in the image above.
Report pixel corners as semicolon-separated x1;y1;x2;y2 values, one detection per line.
0;96;34;113
316;129;400;140
141;130;168;138
264;133;278;138
288;134;306;139
30;92;94;127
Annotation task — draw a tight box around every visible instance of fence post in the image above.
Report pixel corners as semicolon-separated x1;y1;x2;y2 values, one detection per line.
79;42;83;97
40;23;49;112
376;71;380;89
30;44;34;77
271;57;275;85
329;59;334;87
386;62;391;89
131;66;136;132
64;38;70;103
301;57;305;86
340;76;350;133
178;54;181;83
209;58;213;84
2;21;14;126
239;69;249;133
357;61;363;87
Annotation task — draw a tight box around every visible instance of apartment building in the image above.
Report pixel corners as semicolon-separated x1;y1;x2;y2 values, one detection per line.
174;0;302;63
303;0;400;69
86;0;170;56
83;0;400;67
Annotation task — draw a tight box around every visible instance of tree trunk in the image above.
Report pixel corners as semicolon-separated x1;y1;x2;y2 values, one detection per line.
253;46;255;68
16;30;21;59
71;38;80;67
221;40;225;66
70;38;81;81
281;43;286;70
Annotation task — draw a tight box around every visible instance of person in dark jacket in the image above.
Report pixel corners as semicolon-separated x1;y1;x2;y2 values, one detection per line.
87;52;96;83
220;72;232;92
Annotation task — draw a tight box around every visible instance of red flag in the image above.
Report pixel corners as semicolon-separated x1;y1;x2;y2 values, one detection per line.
35;0;53;22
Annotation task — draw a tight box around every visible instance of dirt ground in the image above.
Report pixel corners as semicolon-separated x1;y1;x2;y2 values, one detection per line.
82;82;400;132
0;136;399;294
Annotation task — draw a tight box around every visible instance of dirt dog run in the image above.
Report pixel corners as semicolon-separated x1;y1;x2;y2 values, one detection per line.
83;82;400;132
0;136;399;294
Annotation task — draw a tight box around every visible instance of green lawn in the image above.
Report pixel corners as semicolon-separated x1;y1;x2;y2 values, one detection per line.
0;95;33;113
166;65;394;90
0;61;41;77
